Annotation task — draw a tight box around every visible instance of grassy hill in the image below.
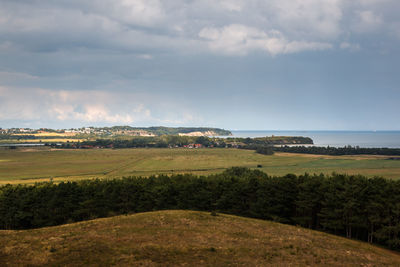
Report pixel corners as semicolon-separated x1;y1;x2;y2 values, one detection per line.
1;210;400;266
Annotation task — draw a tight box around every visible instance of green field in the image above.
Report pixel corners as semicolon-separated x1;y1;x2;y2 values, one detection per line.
1;210;400;266
1;147;400;184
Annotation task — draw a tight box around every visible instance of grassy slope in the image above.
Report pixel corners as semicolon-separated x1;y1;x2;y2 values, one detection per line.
1;148;400;183
1;210;400;266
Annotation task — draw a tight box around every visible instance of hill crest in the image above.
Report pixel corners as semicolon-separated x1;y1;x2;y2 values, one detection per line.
1;210;400;266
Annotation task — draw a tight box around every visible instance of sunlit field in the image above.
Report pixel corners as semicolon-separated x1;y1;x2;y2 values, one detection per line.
1;147;399;184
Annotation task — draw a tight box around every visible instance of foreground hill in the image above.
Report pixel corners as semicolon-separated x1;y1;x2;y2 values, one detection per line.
1;210;399;266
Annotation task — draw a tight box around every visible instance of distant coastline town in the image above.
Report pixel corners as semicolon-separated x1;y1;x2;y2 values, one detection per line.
0;126;313;154
0;126;232;137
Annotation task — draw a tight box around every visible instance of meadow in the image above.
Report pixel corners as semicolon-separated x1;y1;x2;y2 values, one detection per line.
1;147;400;184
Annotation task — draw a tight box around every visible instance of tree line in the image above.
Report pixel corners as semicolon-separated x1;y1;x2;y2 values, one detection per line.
1;168;400;251
63;136;227;149
0;134;36;140
50;136;313;149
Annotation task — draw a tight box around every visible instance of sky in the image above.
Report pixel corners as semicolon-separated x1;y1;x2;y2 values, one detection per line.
0;0;399;130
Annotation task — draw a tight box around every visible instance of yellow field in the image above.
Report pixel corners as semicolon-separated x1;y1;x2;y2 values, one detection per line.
0;139;87;144
13;131;77;137
3;131;84;143
15;138;86;143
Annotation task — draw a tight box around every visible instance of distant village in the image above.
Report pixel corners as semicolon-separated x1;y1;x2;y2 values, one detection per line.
0;127;155;136
0;126;314;152
0;126;228;137
0;126;239;149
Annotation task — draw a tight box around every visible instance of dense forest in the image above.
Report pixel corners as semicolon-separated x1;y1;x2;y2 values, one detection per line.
274;145;400;156
59;136;226;148
1;168;400;251
229;136;313;145
0;134;36;140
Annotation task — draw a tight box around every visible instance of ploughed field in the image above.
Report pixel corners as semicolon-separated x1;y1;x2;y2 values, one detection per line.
1;147;400;184
1;210;400;266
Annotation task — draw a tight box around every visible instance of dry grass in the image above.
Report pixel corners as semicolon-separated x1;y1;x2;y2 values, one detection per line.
1;210;399;266
276;152;400;160
1;148;400;184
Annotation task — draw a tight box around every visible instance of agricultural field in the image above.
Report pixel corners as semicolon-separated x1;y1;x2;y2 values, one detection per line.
12;132;76;137
1;147;400;184
0;139;86;144
0;130;87;144
1;210;400;266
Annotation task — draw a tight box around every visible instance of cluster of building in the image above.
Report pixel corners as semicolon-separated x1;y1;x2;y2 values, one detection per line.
0;127;155;137
0;128;36;134
64;128;155;136
64;127;109;135
113;130;155;136
181;144;203;148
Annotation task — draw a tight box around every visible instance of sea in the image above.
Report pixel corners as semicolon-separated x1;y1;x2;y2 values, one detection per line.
230;131;400;148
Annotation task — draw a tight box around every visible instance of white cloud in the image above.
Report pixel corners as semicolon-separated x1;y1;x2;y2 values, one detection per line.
0;87;146;124
268;0;343;40
111;0;165;26
340;42;361;51
53;104;135;124
0;71;38;82
0;0;397;58
136;54;153;59
0;86;44;120
352;10;383;33
0;86;199;126
219;0;244;12
199;24;332;56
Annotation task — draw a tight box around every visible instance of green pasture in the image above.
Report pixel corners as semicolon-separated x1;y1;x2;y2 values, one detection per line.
0;147;400;184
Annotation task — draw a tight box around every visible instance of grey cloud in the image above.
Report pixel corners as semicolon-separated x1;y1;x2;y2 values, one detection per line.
1;0;400;130
198;24;332;56
1;0;398;57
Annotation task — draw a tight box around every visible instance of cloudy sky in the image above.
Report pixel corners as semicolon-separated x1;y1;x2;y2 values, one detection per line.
0;0;399;130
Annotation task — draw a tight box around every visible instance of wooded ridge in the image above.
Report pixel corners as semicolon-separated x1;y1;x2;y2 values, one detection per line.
1;167;400;251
